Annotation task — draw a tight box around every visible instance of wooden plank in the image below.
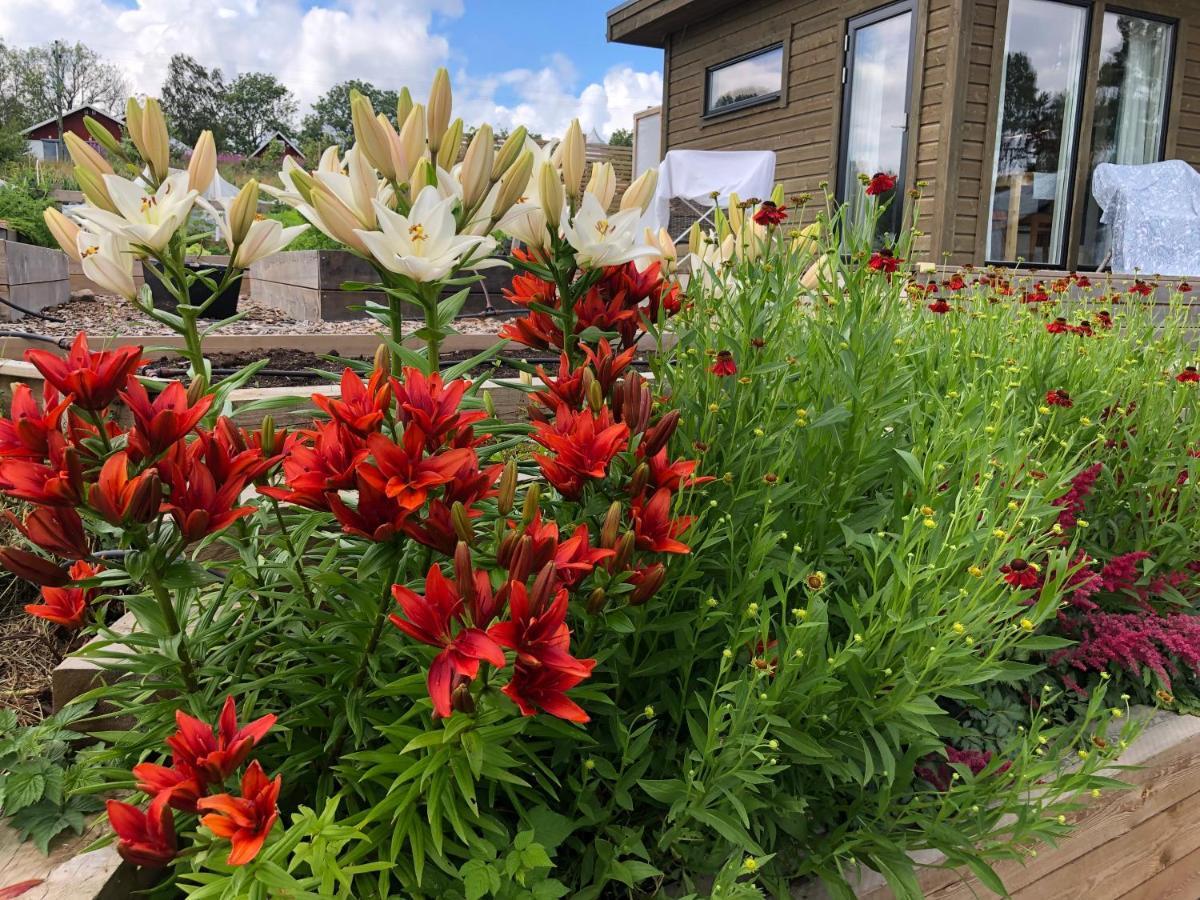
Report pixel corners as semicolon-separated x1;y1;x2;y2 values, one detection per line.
1121;843;1200;900
0;242;69;287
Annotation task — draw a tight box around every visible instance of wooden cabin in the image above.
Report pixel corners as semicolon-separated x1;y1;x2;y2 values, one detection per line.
608;0;1200;271
23;105;123;162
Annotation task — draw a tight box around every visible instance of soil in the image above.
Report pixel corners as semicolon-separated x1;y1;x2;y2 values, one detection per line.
0;575;68;726
143;348;653;387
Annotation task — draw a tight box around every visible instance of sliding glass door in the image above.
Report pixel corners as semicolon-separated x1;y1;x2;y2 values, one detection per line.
1078;11;1175;267
987;1;1177;268
987;0;1089;266
839;1;915;241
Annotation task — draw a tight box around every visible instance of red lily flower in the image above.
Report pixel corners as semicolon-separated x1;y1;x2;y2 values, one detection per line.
927;299;951;314
25;333;143;412
752;201;787;226
710;350;737;377
106;794;177;868
583;340;639;398
574;285;640;345
364;428;475;512
502;660;594;723
24;560;101;628
259;422;367;510
532;406;630;500
1176;366;1200;384
489;581;593;676
165;696;276;787
197;761;280;866
628;562;666;605
865;172;897;196
868;249;903;275
498;310;560;350
392;368;485;450
6;505;89;559
88;452;162;526
1045;389;1073;408
0;383;71;460
390;564;507;717
195;417;281;485
0;548;69;586
631;487;694;554
643;449;712;493
313;367;392;436
160;450;253;542
0;443;82;507
503;258;557;309
120;379;213;459
1046;317;1070;334
327;468;410;542
132;761;204;813
1001;558;1040;590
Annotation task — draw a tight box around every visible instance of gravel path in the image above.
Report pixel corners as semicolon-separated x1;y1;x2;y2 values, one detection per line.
18;293;509;338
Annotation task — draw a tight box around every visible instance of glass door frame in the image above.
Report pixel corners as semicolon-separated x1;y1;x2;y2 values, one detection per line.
1066;2;1179;270
835;0;919;231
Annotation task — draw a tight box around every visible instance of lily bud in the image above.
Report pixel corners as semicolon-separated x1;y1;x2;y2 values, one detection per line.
629;563;665;606
459;124;493;213
560;119;585;201
530;561;556;612
687;221;702;256
437;118;464;172
228;179;260;246
537;161;563;231
727;191;744;238
63;447;84;502
454;541;476;606
64;132;114;180
411;158;438;194
771;182;785;206
351;92;396;180
258;415;276;456
492;149;534;221
83;116;126;158
451;501;473;544
0;547;69;587
600;501;622;549
509;534;533;584
74;166;116;213
620;167;658;215
145;98;171;181
187;130;217;194
124;96;145;159
450;680;476;715
128;471;162;524
399;104;427;183
491;126;527;180
482;389;496;418
373;343;390;374
581;367;596;401
43;209;81;263
585;161;616;209
627;462;649;499
311;183;370;254
497;459;517;515
641;409;680;457
426;68;452;157
497;528;518;567
521;482;541;525
186;373;209;406
396;87;414;129
287;166;316;204
587;378;604;414
612;531;635;572
586;587;608;615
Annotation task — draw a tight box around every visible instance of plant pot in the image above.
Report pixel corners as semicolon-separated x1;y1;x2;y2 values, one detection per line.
146;262;240;320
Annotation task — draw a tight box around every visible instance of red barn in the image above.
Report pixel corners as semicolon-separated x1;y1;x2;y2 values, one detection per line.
23;105;123;161
248;131;305;162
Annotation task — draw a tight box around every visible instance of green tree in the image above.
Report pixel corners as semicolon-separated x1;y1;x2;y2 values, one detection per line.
11;41;127;135
221;72;297;155
161;53;227;146
300;79;398;148
608;127;632;147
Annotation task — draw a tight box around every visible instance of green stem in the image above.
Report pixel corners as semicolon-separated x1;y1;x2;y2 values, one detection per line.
388;293;405;375
269;500;317;608
144;566;200;694
422;285;442;372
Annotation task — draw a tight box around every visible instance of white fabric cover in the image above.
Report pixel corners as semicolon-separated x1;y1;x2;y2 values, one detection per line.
644;149;776;234
1092;160;1200;275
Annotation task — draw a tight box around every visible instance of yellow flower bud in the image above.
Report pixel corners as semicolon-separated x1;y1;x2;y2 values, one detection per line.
491;149;534;222
437;117;464;171
620;167;658;214
426;68;453;157
396;86;414;129
187;130;217;194
228;179;260;246
537;161;564;230
42;208;81;263
559;118;585;200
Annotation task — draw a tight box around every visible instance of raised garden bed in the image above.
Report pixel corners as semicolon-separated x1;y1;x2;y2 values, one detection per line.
0;242;69;324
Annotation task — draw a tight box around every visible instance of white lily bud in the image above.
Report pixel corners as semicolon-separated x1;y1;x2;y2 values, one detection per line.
74;165;117;213
560;119;585;200
351;92;396;180
311;183;370;254
228;179;260;246
399;104;427;184
492;126;528;180
620;168;658;215
43;208;81;262
585;161;616;210
492;149;534;222
143;98;171;181
187;130;217;194
438;118;464;171
64;132;113;180
346;148;378;229
411;158;439;194
426;68;452;157
318;145;343;173
771;182;785;206
124;96;145;159
537;161;564;230
396;87;414;129
460;124;494;214
687;221;702;257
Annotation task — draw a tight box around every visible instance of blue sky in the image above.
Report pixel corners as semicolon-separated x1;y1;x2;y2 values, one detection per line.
1;0;665;138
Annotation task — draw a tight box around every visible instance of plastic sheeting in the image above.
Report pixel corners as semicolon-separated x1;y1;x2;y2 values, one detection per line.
1092;160;1200;276
644;149;776;236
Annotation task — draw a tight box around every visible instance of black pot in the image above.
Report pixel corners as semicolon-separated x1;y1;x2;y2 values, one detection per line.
146;262;240;320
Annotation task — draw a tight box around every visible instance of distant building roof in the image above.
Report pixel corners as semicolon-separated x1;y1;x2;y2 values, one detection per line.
248;131;305;159
21;105;123;137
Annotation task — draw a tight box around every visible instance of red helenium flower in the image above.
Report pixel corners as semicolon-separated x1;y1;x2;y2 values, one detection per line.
865;172;897;196
1001;558;1040;589
752;201;787;226
710;350;737;377
1176;366;1200;384
1045;389;1073;408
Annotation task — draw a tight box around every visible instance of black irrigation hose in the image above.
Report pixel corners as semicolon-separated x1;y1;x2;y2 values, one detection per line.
0;330;71;348
0;296;65;323
150;357;656;380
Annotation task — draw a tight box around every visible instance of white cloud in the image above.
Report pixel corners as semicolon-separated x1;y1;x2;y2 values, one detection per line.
0;0;661;140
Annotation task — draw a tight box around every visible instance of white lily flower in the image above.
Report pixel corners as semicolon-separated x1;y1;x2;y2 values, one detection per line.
261;156;309;207
75;171;199;253
233;218;308;268
355;186;493;283
560;192;657;269
76;229;137;300
498;200;549;254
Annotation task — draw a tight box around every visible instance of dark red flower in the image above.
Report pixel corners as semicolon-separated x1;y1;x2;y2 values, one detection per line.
1095;310;1113;329
1180;281;1193;293
927;299;951;314
1045;389;1073;408
259;422;368;510
865;172;897;196
392;368;485;450
752;201;787;226
1176;366;1200;384
132;761;204;814
160;448;253;541
165;696;276;787
25;333;143;412
88;452;162;525
24;560;101;628
327;468;409;542
945;274;966;292
120;379;212;459
532;406;630;500
1001;558;1040;589
631;487;693;554
0;384;71;460
710;350;737;377
197;760;280;866
489;581;594;678
313;367;392;437
868;249;903;275
6;505;88;559
106;794;176;868
1129;279;1154;297
0;548;69;586
1046;317;1070;334
502;660;593;723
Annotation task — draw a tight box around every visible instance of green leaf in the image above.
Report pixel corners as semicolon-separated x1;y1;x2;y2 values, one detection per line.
4;769;45;814
459;859;492;900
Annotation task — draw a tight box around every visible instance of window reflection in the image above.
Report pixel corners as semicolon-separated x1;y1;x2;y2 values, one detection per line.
987;0;1088;265
1079;14;1173;268
706;46;783;115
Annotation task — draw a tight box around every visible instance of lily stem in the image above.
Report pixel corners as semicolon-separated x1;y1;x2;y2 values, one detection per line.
268;500;317;608
144;566;200;694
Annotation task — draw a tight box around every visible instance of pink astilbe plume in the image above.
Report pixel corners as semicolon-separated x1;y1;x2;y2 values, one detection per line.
1054;463;1102;529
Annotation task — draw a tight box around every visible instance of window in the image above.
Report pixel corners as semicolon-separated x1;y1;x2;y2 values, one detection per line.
1078;11;1175;267
838;1;916;241
705;45;784;116
987;0;1090;266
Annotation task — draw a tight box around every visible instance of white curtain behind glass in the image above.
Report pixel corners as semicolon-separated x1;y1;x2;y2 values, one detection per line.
1048;11;1088;264
1114;20;1169;165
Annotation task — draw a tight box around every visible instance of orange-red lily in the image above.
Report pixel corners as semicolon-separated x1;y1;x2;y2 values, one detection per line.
88;452;162;526
25;332;143;412
120;379;213;458
197;760;280;866
106;793;177;868
24;560;101;628
165;695;276;786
